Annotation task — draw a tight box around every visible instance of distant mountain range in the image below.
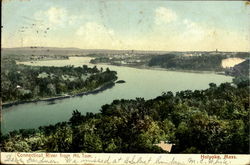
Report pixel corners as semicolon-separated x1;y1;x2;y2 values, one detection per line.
2;47;172;56
3;47;247;56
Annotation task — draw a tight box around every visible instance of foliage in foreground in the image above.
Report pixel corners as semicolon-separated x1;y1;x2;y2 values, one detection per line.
1;78;249;153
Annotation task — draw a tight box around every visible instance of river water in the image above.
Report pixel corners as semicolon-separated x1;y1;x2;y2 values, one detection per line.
1;57;232;133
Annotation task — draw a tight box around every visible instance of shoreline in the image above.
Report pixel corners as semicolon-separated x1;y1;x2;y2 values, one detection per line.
91;62;227;76
2;81;115;108
5;58;230;108
17;57;227;76
130;65;226;75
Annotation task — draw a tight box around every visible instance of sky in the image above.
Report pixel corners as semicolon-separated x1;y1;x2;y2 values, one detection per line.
2;0;250;51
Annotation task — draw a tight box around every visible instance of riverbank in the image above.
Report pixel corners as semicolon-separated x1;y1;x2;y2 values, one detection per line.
18;56;227;76
131;65;226;75
2;81;116;108
90;62;227;75
2;59;232;134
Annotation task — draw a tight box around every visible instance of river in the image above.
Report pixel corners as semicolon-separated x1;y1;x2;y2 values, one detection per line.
1;57;233;133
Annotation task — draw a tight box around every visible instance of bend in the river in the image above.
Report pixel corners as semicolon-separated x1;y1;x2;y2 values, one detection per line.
1;57;232;134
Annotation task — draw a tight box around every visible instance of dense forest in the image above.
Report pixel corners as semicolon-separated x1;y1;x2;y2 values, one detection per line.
1;77;249;153
90;56;152;66
1;60;117;103
148;54;226;71
90;52;249;72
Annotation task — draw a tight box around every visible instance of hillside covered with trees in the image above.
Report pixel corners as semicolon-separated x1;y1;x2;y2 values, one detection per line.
89;52;249;72
1;59;117;104
225;59;250;77
148;54;226;71
1;78;249;154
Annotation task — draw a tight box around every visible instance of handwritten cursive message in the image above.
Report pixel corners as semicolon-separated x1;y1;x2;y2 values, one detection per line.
1;153;249;165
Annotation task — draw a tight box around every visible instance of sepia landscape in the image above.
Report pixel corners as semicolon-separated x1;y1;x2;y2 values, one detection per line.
1;0;250;154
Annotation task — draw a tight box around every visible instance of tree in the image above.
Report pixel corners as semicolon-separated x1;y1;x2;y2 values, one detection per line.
69;110;84;126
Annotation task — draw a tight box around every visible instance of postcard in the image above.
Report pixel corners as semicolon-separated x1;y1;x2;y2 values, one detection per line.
1;0;250;165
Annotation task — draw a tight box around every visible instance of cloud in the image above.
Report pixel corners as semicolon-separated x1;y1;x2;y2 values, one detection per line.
34;7;66;26
76;22;114;37
75;22;123;49
127;17;250;51
181;19;206;41
168;19;250;51
155;7;177;24
5;6;248;52
46;7;67;25
34;7;83;27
